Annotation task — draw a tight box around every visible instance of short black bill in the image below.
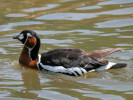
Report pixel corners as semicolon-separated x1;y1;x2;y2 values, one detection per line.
13;35;19;39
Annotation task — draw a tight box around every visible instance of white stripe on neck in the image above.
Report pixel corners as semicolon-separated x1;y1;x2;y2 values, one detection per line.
28;48;33;61
24;37;37;61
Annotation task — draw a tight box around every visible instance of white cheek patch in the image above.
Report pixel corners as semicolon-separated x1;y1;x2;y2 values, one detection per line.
19;34;24;40
27;33;33;38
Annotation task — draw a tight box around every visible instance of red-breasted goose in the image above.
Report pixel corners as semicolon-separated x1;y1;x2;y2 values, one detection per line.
13;30;127;76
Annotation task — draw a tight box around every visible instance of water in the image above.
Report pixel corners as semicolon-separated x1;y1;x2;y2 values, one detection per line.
0;0;133;100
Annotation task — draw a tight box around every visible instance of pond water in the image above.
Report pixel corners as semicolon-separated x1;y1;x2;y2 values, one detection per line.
0;0;133;100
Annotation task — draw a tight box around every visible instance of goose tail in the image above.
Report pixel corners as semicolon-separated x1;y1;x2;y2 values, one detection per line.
95;62;127;72
110;63;127;69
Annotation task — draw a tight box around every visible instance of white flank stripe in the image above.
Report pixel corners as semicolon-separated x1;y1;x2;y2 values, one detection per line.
95;62;117;72
88;69;95;72
67;68;78;76
72;68;82;75
40;64;67;73
39;63;87;76
67;68;79;76
37;55;87;76
80;68;87;73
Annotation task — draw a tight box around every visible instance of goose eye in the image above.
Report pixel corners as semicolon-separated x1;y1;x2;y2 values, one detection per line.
27;33;33;38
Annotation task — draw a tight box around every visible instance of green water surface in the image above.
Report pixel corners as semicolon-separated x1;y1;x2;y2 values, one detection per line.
0;0;133;100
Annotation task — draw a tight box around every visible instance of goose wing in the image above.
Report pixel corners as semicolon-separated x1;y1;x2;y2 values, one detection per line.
40;48;106;69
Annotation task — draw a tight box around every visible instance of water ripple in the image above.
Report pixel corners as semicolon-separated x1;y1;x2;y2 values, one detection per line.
0;21;43;32
36;7;133;20
23;4;59;12
95;18;133;28
0;48;8;54
30;90;79;100
36;13;97;20
34;29;101;35
115;44;133;47
84;93;125;100
76;5;101;10
77;79;133;91
118;36;133;38
100;7;133;15
5;14;28;17
98;0;133;5
0;91;11;97
41;39;73;47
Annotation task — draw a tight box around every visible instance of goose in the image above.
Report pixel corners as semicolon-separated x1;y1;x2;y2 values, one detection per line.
13;30;127;76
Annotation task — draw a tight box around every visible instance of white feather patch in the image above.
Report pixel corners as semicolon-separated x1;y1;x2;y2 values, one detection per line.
39;63;87;76
80;68;88;73
19;34;24;40
40;64;66;73
95;62;116;72
37;54;41;70
27;33;33;37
